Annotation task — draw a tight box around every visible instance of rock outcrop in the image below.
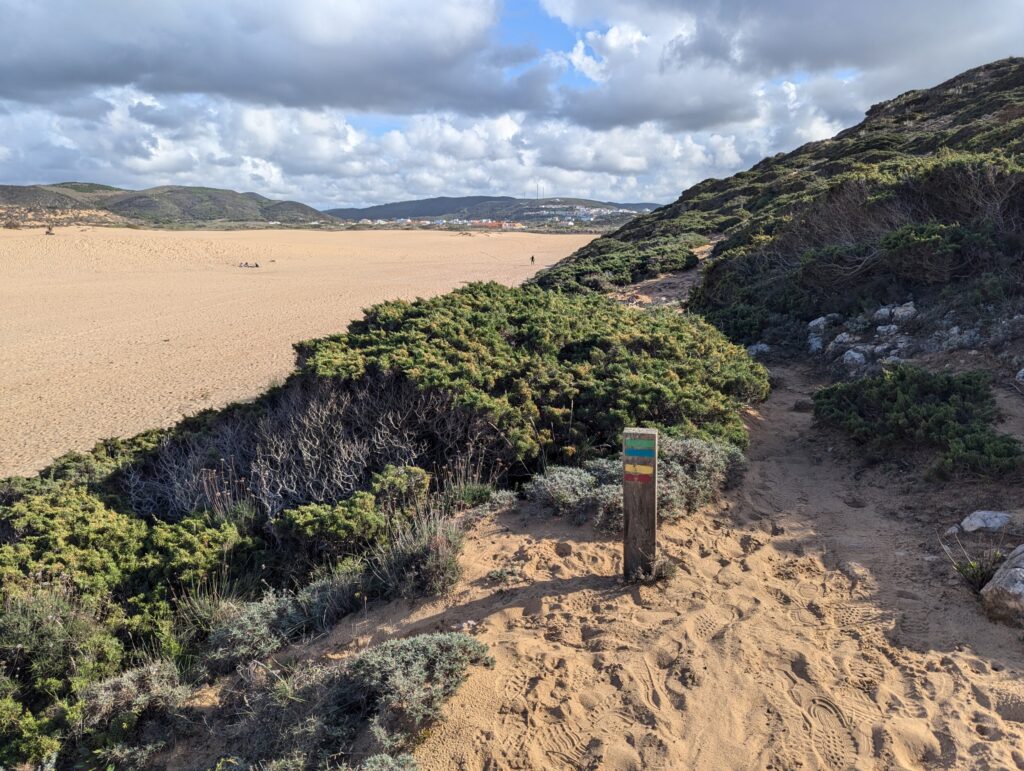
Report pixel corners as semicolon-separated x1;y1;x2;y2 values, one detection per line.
981;544;1024;625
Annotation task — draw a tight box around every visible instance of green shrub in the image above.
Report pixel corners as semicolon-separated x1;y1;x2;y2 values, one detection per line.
300;282;768;464
658;437;746;518
457;483;493;508
813;365;1022;477
277;493;386;564
0;487;148;599
0;674;60;767
71;660;188;763
523;467;596;518
222;633;491;765
366;512;465;600
0;583;123;710
371;465;431;519
531;233;704;292
143;515;256;586
345;633;493;747
527;437;744;530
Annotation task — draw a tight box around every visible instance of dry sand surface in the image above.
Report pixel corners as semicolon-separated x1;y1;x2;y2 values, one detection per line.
0;227;594;477
309;365;1021;770
162;363;1024;769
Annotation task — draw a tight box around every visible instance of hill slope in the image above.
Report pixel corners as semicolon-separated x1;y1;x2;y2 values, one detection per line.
533;57;1024;343
0;183;325;225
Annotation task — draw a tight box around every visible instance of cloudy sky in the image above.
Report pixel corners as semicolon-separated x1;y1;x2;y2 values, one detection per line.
0;1;1021;208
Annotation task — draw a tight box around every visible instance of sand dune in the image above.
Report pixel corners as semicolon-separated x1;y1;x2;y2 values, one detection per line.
0;227;594;477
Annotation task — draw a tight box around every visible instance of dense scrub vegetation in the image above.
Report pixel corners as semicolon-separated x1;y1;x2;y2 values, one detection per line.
0;450;479;766
0;281;766;765
537;57;1024;343
691;151;1024;342
203;633;492;768
531;232;705;292
813;365;1022;478
300;282;768;459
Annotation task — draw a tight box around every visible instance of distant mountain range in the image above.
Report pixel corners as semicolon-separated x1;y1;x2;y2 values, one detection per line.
0;182;324;225
323;195;659;222
0;183;658;227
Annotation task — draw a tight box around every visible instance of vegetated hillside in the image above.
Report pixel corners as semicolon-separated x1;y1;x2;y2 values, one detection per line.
0;282;766;767
533;57;1024;343
0;184;85;210
0;182;325;225
324;195;659;221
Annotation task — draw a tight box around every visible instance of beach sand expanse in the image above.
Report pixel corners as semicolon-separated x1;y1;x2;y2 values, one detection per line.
0;227;594;477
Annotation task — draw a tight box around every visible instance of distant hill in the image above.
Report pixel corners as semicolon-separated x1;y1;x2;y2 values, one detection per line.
323;195;659;222
0;183;324;225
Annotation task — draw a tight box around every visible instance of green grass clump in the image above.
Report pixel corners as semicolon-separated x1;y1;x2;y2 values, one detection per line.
812;365;1022;478
300;282;768;463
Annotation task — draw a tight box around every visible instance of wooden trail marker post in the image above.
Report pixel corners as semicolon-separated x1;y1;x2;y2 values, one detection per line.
623;427;657;579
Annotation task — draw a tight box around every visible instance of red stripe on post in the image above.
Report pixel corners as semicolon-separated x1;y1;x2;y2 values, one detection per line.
624;473;653;482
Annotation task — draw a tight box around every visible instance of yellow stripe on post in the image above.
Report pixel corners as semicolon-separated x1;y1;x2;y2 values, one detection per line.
624;463;654;474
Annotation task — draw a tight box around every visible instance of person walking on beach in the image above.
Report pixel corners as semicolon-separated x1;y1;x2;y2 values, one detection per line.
530;255;535;265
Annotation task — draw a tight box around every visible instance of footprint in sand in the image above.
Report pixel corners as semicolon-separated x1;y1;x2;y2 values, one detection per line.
788;599;825;627
828;603;883;630
796;580;823;602
536;719;588;768
502;668;536;701
686;604;740;641
841;653;889;699
893;613;931;645
806;697;859;770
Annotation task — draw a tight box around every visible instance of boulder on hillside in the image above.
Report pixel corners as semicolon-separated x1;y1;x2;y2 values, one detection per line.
842;349;866;371
945;510;1013;536
808;316;830;332
981;544;1024;625
892;301;917;322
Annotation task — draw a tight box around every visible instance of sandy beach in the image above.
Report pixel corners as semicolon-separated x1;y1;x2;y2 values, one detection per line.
0;227;594;477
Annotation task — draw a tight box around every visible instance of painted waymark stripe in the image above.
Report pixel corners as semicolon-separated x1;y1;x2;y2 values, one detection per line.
624;448;655;458
624;463;654;474
624;438;656;449
624;473;653;483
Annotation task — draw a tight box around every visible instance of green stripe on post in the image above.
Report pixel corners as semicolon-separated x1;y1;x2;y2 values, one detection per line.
624;438;656;449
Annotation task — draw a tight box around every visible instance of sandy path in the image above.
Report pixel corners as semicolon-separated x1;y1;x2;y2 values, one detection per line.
0;228;594;477
282;364;1024;770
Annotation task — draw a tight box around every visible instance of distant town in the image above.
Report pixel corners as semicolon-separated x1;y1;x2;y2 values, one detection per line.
330;199;655;233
